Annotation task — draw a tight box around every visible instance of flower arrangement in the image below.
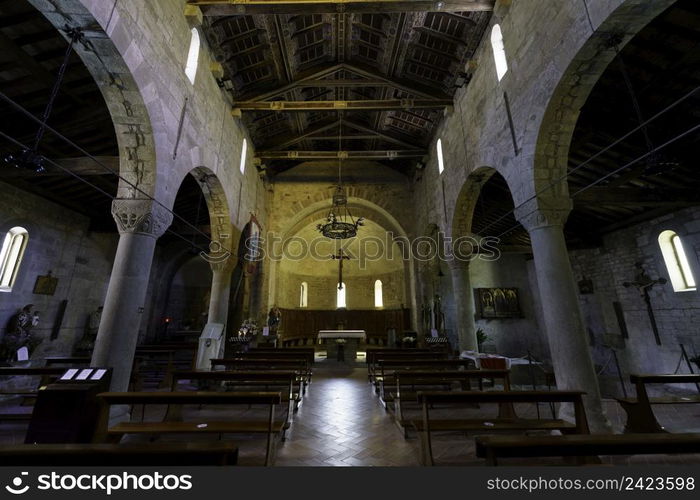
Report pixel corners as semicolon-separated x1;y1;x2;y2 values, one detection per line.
236;318;258;338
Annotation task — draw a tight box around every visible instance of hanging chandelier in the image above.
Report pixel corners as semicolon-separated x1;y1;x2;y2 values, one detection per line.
316;115;364;239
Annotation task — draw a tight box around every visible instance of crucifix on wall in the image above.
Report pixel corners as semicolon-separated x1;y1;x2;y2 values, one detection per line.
623;262;667;345
331;248;351;290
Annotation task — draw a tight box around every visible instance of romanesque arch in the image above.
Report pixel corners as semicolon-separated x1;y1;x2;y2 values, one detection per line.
532;0;675;199
29;0;158;199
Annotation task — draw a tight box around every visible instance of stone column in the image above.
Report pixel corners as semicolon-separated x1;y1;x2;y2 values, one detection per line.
92;199;172;392
517;201;610;433
448;259;478;351
208;259;235;325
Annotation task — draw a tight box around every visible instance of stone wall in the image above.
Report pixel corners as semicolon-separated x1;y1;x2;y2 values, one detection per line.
276;269;405;310
569;207;700;377
0;182;117;359
471;254;548;359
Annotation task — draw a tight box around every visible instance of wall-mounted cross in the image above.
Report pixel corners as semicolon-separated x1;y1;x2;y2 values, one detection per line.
331;248;351;290
623;262;667;345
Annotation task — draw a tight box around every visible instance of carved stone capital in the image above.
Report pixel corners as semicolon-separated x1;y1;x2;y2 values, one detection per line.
111;199;173;238
209;256;237;274
515;198;573;232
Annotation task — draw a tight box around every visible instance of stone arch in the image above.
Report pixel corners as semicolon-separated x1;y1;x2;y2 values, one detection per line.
451;166;500;239
29;0;158;199
268;197;419;329
532;0;675;198
181;166;236;256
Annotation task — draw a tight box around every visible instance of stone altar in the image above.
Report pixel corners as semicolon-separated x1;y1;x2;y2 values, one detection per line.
318;330;366;361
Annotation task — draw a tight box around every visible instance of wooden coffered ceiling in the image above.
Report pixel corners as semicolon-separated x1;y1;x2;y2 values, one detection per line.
194;0;493;175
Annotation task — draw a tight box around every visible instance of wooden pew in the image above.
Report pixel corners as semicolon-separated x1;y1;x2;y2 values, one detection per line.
475;433;700;466
171;370;300;433
366;348;432;382
132;349;177;389
250;347;316;364
0;442;239;466
390;370;512;436
0;367;68;421
231;352;314;378
210;358;311;391
616;374;700;433
374;359;472;395
44;357;90;367
413;390;589;465
369;352;448;385
94;391;284;466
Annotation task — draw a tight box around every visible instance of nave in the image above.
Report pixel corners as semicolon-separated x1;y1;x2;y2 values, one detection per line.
2;353;699;467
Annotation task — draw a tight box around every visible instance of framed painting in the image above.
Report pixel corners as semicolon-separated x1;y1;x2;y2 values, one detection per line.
33;273;58;295
474;288;521;319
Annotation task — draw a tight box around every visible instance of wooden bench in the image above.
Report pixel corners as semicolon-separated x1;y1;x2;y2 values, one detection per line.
0;442;239;466
171;370;300;433
369;352;449;385
44;357;91;367
210;358;311;391
413;390;589;465
374;359;472;395
231;352;314;378
249;347;316;364
475;433;700;466
0;367;68;421
280;335;315;347
94;391;284;466
391;370;512;436
365;349;433;382
616;374;700;433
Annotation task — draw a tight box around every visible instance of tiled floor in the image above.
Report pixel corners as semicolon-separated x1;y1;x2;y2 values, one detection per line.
2;358;700;466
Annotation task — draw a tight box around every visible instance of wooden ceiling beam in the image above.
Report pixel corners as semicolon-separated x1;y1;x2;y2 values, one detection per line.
189;1;495;16
242;63;450;101
572;187;700;206
255;150;426;160
232;98;451;114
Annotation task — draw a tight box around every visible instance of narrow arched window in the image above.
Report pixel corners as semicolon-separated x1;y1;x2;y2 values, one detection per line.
374;279;383;308
436;138;445;174
185;28;200;84
0;227;28;292
239;138;247;174
337;282;346;308
490;24;508;82
659;230;696;292
300;282;308;308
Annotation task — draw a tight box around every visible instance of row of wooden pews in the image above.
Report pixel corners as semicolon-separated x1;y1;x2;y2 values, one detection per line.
91;346;316;466
366;348;700;466
0;346;316;466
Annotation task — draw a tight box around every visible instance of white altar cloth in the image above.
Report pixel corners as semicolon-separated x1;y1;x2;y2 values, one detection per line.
459;351;542;369
318;330;366;340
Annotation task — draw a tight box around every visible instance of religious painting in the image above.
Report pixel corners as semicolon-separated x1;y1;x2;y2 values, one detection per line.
474;288;521;319
33;273;58;295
